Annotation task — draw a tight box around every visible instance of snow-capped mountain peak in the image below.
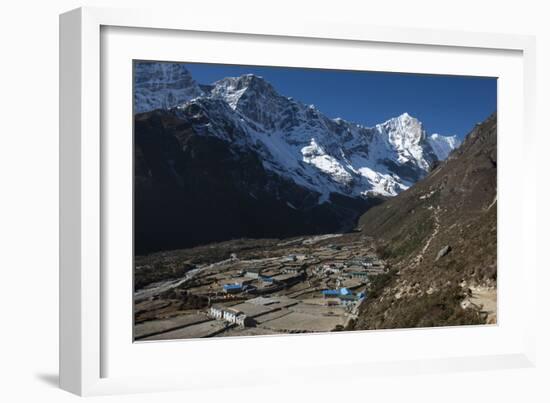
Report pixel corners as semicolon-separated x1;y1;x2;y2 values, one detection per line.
134;63;461;200
379;112;425;145
208;74;299;132
374;112;432;170
427;133;460;160
134;62;203;113
210;74;279;109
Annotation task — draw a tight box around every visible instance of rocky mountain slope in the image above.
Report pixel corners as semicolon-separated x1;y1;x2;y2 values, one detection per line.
134;62;202;113
354;113;497;329
134;61;461;253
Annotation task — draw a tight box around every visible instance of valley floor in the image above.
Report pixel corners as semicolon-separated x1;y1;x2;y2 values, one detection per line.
134;232;383;340
134;230;496;341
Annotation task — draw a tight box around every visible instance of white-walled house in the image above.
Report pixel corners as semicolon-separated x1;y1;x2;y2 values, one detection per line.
208;306;252;327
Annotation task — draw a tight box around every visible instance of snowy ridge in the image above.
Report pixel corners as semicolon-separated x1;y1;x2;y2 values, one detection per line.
376;113;430;170
427;133;460;160
134;62;461;201
134;62;203;113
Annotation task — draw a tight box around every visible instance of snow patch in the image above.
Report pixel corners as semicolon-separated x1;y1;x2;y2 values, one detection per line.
286;201;297;209
428;133;460;160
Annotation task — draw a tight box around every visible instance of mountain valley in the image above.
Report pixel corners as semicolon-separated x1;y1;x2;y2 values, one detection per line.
134;62;460;253
132;61;496;336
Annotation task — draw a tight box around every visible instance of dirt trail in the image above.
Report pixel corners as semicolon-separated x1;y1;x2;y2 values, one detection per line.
412;205;441;267
134;259;225;303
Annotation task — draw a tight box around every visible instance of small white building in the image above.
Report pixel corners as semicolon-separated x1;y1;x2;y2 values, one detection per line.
244;268;262;279
208;306;251;327
209;306;223;320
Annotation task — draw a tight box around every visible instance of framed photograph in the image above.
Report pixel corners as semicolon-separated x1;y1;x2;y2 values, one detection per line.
60;6;537;396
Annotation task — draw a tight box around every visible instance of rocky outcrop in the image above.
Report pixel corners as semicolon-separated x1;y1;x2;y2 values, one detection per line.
435;245;452;261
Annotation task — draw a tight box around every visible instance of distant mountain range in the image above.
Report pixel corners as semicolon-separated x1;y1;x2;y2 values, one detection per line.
134;61;461;253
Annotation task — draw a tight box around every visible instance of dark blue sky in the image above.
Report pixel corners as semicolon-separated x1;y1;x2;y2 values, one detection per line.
185;63;496;139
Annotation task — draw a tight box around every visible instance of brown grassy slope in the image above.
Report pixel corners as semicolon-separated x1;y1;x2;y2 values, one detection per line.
354;113;497;329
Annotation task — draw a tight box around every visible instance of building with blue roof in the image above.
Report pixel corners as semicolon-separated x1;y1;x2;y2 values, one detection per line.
259;275;274;283
223;283;243;293
322;289;340;297
339;287;351;295
322;288;353;298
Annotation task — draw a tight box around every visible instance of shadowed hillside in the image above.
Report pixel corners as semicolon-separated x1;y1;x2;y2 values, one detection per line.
134;111;382;254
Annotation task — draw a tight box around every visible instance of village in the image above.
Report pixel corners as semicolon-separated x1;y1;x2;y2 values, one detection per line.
134;233;387;340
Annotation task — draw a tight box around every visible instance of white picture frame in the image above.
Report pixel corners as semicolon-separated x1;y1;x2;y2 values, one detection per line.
59;6;537;396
